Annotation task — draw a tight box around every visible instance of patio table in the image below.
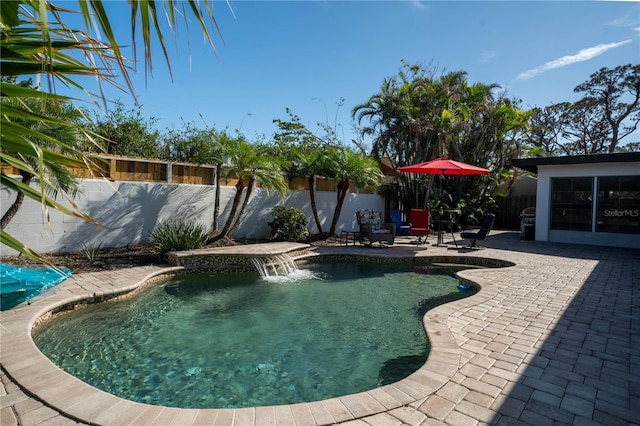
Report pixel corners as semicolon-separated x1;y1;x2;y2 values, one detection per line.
340;230;360;247
430;209;460;247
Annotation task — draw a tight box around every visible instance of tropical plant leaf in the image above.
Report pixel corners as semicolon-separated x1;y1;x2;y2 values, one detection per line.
0;136;91;168
0;82;69;100
1;1;21;29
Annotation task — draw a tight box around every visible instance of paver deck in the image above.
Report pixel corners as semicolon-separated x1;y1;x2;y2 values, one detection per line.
1;231;638;425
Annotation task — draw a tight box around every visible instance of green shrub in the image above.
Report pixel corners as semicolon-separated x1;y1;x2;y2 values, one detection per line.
150;220;208;257
268;206;309;242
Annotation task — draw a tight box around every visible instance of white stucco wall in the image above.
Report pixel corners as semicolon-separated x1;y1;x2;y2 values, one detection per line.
0;179;385;255
535;161;640;248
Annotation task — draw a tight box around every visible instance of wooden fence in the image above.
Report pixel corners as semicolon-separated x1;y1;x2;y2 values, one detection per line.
495;195;536;230
2;155;374;193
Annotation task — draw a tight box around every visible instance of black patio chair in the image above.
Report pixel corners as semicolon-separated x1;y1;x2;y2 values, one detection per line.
460;213;495;249
356;209;395;246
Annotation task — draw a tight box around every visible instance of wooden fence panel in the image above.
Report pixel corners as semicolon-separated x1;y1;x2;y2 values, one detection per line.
2;155;378;192
289;177;308;190
2;165;18;176
495;195;536;230
151;162;168;182
316;178;336;192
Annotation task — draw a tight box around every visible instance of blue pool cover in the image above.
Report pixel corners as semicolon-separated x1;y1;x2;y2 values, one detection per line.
1;263;72;310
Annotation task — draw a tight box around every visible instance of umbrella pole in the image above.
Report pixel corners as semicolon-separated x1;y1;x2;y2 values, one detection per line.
434;173;447;247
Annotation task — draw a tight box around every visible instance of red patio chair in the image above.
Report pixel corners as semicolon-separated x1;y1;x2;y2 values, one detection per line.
409;209;431;245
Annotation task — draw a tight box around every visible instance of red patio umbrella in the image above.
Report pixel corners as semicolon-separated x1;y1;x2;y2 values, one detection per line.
397;158;491;176
397;158;491;246
397;158;490;202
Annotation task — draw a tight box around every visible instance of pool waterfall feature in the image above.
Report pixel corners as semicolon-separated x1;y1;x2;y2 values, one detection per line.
251;253;299;277
166;242;312;274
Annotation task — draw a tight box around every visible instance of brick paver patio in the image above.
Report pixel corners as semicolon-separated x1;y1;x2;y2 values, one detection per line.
1;231;638;425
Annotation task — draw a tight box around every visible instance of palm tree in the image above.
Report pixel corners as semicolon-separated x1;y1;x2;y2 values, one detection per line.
215;135;288;240
1;0;220;260
352;78;403;162
209;131;227;233
1;94;87;229
353;62;526;216
324;146;384;235
271;108;347;236
288;148;330;235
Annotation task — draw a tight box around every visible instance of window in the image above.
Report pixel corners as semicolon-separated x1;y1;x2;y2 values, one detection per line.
551;177;593;231
596;176;640;234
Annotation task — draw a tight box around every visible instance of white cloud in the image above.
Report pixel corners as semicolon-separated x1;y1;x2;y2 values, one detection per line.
411;0;428;10
516;40;633;80
606;10;640;28
479;50;497;64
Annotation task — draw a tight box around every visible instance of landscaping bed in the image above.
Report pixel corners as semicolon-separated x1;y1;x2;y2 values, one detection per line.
1;235;337;274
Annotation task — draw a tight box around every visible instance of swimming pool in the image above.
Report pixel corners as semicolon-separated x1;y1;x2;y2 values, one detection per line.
34;261;477;409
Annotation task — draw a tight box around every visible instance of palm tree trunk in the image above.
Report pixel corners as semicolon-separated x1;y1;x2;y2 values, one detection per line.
328;179;349;235
212;163;221;232
228;178;255;236
1;172;32;229
309;175;323;234
217;180;244;239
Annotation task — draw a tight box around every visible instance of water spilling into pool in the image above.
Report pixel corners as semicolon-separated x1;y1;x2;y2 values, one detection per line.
34;261;477;408
251;254;299;278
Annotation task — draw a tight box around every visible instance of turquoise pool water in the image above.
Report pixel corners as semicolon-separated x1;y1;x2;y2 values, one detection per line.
34;261;477;409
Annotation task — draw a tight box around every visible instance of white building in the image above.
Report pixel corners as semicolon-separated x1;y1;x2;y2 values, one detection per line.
512;152;640;249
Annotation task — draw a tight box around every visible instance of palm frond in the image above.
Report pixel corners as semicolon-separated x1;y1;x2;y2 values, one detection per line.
1;0;222;262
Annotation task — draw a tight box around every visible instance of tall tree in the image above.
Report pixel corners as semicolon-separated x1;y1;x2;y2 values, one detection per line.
324;146;384;235
286;148;329;234
208;131;228;233
457;97;529;224
352;61;519;219
271;108;326;156
573;64;640;153
352;77;404;163
215;135;288;240
160;126;203;162
270;108;339;235
558;98;611;155
522;103;571;156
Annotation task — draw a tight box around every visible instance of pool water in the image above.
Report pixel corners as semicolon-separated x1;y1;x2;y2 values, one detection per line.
34;261;477;409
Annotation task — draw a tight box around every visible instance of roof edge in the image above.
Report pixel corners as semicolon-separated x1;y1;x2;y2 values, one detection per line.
511;152;640;174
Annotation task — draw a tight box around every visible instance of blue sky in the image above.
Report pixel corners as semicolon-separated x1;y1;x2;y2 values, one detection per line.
89;1;640;148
